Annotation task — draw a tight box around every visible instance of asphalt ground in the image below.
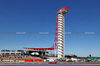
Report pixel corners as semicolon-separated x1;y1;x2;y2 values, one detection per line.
0;64;100;66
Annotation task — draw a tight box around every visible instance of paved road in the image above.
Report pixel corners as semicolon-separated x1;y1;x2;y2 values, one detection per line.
0;64;100;66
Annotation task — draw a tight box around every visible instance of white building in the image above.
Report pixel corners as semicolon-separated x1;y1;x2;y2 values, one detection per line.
0;50;24;56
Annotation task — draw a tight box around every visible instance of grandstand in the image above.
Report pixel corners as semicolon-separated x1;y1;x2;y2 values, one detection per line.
0;50;43;62
0;55;43;62
0;50;24;56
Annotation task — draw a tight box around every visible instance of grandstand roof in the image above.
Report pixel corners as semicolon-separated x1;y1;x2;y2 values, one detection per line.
23;47;56;50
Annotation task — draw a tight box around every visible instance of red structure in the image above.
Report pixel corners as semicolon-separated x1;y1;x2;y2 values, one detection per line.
67;55;76;57
24;47;56;50
24;6;70;50
35;59;43;62
25;59;33;62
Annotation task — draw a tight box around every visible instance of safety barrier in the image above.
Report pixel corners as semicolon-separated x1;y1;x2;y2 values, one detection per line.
34;59;43;62
25;59;33;62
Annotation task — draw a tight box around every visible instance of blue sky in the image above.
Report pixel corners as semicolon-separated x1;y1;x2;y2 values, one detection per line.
0;0;100;57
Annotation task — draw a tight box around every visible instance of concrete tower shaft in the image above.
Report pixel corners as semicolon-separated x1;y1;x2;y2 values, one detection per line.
57;13;65;58
56;6;69;58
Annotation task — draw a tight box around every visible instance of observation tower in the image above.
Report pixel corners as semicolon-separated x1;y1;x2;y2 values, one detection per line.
55;6;70;58
24;6;70;59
